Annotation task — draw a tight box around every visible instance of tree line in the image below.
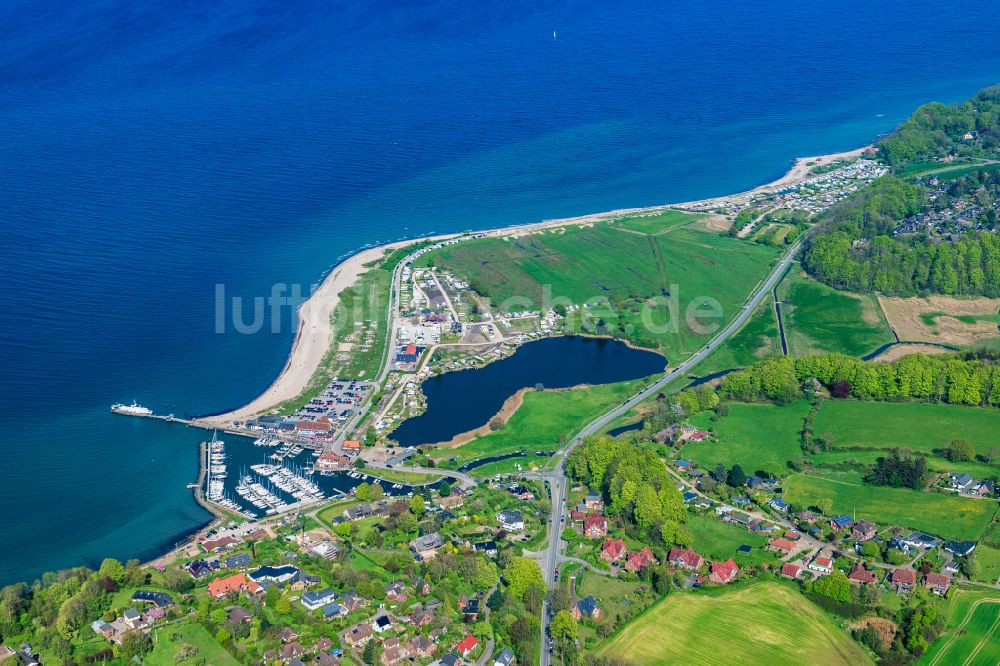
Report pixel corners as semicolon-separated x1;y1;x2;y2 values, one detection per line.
720;352;1000;407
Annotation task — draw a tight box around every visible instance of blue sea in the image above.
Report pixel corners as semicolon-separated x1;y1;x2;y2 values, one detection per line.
2;0;999;585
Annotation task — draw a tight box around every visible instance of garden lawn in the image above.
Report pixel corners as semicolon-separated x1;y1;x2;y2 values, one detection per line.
920;588;1000;666
435;380;645;470
777;265;893;357
686;401;811;474
685;513;777;567
813;401;1000;460
595;582;870;666
145;621;240;666
782;474;997;541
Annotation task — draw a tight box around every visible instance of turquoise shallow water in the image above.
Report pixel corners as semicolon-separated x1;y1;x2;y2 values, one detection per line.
2;0;1000;584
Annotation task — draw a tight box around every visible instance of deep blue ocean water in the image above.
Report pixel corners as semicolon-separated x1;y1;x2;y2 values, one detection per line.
2;0;1000;584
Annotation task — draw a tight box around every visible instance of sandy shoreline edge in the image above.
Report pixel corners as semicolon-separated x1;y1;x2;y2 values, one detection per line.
202;145;869;424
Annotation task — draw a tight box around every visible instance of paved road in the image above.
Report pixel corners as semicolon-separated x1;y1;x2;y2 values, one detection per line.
537;240;802;665
364;460;478;489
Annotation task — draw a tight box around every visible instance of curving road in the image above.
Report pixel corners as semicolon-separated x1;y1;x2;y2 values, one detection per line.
538;240;802;665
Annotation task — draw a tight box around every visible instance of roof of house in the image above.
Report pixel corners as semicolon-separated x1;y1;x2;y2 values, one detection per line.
943;540;977;557
770;537;796;551
583;515;607;531
456;634;478;654
123;608;141;620
667;547;702;566
131;590;174;607
781;563;801;577
248;565;298;581
208;574;262;597
497;509;523;523
711;559;739;580
576;595;599;616
603;538;627;558
831;515;854;528
925;572;951;588
494;647;515;666
848;565;878;584
411;532;444;551
892;568;917;584
223;553;252;569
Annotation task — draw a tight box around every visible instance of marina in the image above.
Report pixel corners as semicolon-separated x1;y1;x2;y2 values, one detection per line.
198;432;441;518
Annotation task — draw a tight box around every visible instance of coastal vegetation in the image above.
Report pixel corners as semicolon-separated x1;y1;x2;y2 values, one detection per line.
595;582;871;666
417;215;780;355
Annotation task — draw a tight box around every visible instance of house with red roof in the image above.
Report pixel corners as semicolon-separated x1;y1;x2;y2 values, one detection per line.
924;572;951;596
624;547;656;573
891;568;916;593
455;634;478;658
207;574;262;599
600;539;627;563
848;564;877;585
709;559;739;584
583;516;608;538
780;563;802;579
667;547;703;571
768;537;796;554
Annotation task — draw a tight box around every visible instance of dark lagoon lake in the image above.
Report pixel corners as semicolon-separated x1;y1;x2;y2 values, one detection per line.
391;336;666;447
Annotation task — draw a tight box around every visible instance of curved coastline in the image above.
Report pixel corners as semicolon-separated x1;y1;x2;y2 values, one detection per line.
204;145;871;423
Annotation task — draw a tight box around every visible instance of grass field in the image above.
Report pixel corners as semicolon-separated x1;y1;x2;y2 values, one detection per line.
813;401;1000;459
367;468;441;485
595;582;870;666
613;209;704;235
693;296;783;375
975;545;1000;584
420;218;779;357
432;379;646;471
686;401;811;474
777;265;893;357
146;622;240;666
782;474;997;541
921;589;1000;666
685;513;777;567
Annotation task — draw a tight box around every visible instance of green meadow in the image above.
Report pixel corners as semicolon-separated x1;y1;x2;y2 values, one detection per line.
420;216;779;358
777;265;893;357
692;296;783;375
686;401;811;473
813;401;1000;459
782;473;997;541
596;582;871;666
685;513;777;567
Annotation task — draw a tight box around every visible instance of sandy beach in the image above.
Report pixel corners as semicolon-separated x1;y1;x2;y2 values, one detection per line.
204;145;870;423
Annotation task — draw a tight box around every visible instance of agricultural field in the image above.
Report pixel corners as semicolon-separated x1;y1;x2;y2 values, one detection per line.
595;582;870;666
812;401;1000;460
782;474;997;541
686;401;811;474
777;265;893;357
921;588;1000;666
146;621;241;666
418;216;780;357
431;379;645;471
685;513;778;567
878;294;1000;348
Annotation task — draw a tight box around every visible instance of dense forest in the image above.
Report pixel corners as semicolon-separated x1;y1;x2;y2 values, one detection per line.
876;84;1000;166
720;353;1000;406
803;175;1000;295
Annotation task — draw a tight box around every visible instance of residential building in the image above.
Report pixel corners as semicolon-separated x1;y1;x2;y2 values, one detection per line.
493;647;515;666
572;595;602;620
584;491;603;510
624;547;656;573
851;521;877;542
583;515;608;538
410;532;445;560
344;622;372;647
497;510;525;531
830;515;854;531
207;574;262;598
891;568;916;593
601;539;627;563
768;537;796;554
709;559;739;584
924;573;951;596
455;634;478;658
780;563;802;579
301;589;337;611
848;564;877;585
667;547;703;571
943;540;977;557
809;552;834;574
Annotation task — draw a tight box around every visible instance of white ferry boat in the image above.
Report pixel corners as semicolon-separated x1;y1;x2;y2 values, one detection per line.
111;401;153;416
